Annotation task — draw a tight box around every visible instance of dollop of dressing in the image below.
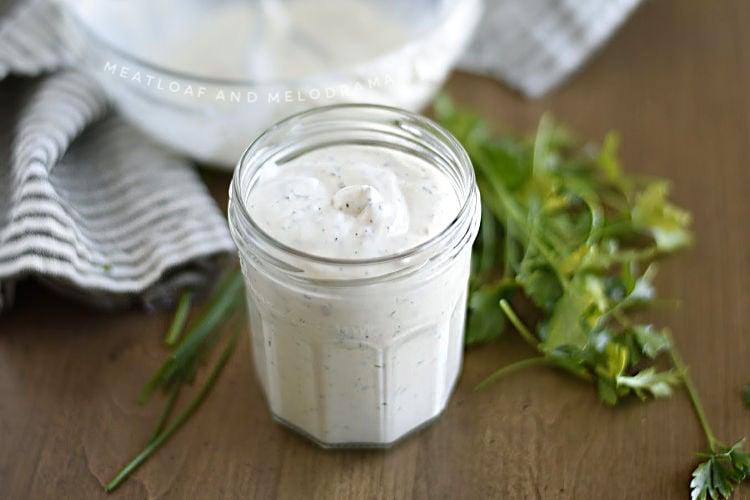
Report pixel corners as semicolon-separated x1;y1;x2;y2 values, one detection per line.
247;145;460;260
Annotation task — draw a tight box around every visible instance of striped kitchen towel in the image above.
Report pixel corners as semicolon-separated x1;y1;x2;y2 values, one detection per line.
0;0;235;312
459;0;642;97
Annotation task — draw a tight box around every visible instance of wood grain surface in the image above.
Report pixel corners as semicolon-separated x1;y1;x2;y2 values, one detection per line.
2;0;750;498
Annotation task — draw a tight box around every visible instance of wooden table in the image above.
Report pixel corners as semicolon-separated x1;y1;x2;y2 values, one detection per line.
2;0;749;498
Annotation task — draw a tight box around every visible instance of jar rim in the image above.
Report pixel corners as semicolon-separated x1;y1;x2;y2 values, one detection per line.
229;103;478;271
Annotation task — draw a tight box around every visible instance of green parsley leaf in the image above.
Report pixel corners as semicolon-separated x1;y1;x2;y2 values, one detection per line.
691;440;750;500
541;285;597;351
515;262;563;311
632;181;693;252
596;132;628;191
466;284;508;345
595;341;628;380
616;368;680;400
480;140;530;190
632;325;672;359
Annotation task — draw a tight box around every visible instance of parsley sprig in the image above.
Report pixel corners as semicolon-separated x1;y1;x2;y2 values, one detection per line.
435;96;687;401
435;96;747;498
671;348;750;500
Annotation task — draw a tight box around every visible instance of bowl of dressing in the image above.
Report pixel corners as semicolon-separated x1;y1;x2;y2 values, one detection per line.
58;0;483;168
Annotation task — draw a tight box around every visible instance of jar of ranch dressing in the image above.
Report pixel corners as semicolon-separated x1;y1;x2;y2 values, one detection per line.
228;104;480;447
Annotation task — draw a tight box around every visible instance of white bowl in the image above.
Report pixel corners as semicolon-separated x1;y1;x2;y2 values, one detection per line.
60;0;483;168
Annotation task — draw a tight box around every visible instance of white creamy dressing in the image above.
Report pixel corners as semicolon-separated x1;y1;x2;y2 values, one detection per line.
240;144;473;446
61;0;483;166
63;0;411;80
247;145;460;260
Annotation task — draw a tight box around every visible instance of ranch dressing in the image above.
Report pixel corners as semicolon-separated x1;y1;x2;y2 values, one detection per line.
247;146;460;262
229;105;480;447
62;0;412;81
60;0;483;166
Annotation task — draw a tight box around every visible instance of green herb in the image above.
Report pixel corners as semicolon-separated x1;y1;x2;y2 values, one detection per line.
434;95;747;498
164;291;192;346
435;95;687;402
105;270;245;493
668;349;750;500
690;442;750;500
139;272;244;405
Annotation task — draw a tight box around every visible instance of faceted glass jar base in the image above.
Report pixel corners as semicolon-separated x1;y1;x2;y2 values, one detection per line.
246;276;468;448
271;388;455;449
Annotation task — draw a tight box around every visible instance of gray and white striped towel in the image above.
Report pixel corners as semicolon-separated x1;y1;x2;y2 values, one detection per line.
0;0;235;312
459;0;641;97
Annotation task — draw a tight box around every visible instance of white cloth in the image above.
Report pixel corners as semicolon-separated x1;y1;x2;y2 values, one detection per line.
460;0;641;97
0;0;235;312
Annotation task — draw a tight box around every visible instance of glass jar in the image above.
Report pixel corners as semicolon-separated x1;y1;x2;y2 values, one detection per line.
228;104;480;447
